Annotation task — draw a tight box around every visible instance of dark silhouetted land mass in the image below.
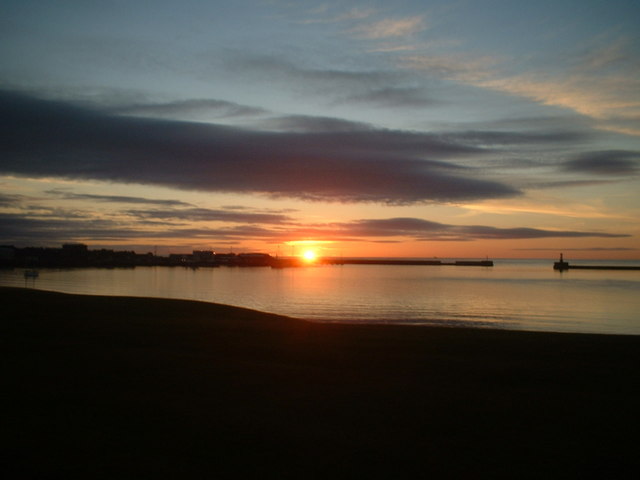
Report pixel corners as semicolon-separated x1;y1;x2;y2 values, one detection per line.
1;243;494;269
2;287;639;478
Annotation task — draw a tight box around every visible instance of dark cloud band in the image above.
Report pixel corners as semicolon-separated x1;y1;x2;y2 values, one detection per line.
0;90;519;204
563;150;639;175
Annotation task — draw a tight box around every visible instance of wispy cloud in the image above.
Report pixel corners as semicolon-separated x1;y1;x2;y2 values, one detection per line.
110;99;269;120
402;36;640;136
225;53;436;109
441;130;587;147
401;53;500;83
225;54;398;91
46;190;194;207
461;193;640;223
478;72;640;135
334;7;377;22
337;218;629;242
0;210;629;247
337;87;434;108
125;207;294;225
349;16;426;39
367;44;421;53
256;114;372;132
299;6;377;24
0;193;24;207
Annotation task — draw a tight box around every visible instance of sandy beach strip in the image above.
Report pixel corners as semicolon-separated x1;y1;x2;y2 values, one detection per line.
3;286;639;478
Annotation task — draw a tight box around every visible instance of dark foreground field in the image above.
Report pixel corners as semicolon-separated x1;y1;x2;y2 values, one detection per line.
2;287;639;478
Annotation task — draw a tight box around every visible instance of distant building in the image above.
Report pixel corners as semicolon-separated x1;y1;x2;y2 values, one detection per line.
237;253;273;267
213;253;236;265
192;250;214;262
62;243;88;253
168;253;193;264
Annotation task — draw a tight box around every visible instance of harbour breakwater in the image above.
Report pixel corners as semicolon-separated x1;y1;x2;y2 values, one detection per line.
554;263;640;271
553;254;640;271
318;258;493;267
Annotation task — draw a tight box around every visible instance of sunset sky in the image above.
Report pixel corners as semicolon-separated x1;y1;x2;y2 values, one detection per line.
1;0;639;258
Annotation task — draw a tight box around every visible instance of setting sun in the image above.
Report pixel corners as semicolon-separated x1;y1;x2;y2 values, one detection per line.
302;249;317;262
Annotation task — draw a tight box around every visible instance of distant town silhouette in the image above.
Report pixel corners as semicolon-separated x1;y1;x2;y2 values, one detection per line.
1;243;495;269
1;243;276;268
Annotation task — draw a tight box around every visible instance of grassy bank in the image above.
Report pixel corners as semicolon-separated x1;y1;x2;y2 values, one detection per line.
2;287;639;478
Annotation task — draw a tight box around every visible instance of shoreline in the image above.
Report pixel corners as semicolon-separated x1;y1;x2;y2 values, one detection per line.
3;286;640;477
5;282;639;336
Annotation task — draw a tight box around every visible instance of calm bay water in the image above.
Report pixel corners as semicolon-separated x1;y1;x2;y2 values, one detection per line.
3;259;639;335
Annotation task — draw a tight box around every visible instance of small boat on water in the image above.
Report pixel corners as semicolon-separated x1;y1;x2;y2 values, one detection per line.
24;269;39;278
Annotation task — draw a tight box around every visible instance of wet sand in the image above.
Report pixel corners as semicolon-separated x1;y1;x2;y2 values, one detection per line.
3;286;639;478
